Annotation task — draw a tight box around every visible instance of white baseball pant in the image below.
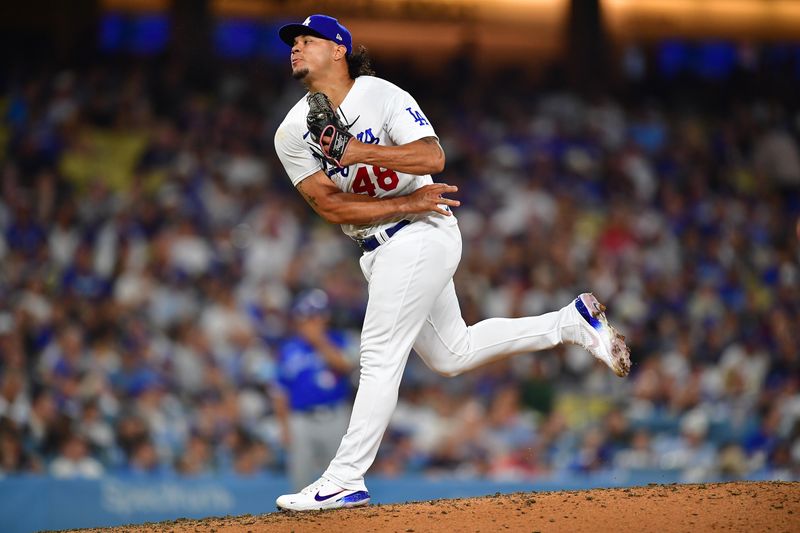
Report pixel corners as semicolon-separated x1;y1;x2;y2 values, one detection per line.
323;214;578;490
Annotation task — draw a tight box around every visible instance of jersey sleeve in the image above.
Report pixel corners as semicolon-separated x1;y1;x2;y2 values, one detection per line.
383;89;437;146
274;123;322;186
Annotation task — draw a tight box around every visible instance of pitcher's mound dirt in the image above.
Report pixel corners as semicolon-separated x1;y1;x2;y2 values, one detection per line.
75;481;798;532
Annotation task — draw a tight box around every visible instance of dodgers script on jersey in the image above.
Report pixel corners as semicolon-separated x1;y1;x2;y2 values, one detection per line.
274;76;441;239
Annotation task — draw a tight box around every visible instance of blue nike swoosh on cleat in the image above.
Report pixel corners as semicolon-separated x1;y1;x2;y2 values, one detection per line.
575;297;602;331
314;489;346;502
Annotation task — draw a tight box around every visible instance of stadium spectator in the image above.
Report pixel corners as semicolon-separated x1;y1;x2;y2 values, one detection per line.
49;433;104;479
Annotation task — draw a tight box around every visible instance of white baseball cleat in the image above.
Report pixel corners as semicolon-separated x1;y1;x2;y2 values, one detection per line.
276;476;371;511
564;293;631;377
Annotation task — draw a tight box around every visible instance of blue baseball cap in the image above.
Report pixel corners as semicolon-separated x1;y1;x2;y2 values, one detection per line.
279;14;352;55
291;289;331;318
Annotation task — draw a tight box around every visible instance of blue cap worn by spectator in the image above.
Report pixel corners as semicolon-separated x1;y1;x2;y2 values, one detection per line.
279;14;353;55
291;289;330;318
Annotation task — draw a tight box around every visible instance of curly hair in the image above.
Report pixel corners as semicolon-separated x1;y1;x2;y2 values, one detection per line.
346;45;375;78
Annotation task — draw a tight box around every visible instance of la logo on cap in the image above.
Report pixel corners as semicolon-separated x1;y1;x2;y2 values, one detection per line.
336;33;342;40
303;17;311;26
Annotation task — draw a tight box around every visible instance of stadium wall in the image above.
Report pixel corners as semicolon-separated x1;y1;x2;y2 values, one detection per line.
5;470;793;533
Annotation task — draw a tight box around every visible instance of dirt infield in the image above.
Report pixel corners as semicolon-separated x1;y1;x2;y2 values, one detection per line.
73;481;798;533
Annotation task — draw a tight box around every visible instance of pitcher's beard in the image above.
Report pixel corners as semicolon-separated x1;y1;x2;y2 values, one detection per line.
292;67;309;80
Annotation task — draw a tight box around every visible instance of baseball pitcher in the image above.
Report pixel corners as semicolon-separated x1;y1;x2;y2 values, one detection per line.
273;14;631;511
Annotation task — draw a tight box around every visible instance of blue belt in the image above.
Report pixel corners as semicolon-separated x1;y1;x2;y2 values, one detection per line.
355;220;411;252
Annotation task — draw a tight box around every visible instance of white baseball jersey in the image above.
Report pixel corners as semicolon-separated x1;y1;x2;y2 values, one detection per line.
274;75;438;240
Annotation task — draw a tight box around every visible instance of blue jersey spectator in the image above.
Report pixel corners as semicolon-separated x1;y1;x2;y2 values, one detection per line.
272;289;356;490
276;332;351;412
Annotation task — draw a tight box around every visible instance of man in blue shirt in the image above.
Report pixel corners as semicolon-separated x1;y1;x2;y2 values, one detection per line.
272;289;356;490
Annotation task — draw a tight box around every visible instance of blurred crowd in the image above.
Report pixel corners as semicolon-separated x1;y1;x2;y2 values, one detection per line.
0;53;798;484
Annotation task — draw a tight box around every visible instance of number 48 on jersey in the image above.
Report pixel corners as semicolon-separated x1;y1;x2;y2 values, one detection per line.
352;166;399;196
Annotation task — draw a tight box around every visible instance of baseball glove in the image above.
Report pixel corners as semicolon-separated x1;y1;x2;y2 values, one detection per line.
306;91;353;168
